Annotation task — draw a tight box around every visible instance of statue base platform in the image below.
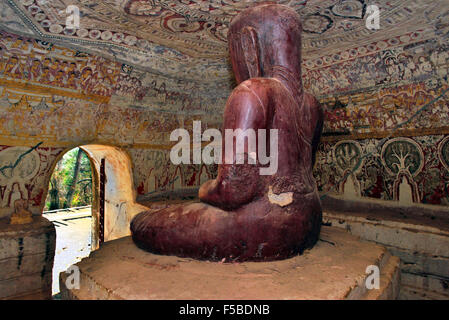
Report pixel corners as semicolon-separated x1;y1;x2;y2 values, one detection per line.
59;226;400;300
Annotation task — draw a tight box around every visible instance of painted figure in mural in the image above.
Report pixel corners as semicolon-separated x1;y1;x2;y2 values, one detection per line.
40;67;51;84
131;4;324;261
28;59;41;81
9;199;33;225
4;56;20;78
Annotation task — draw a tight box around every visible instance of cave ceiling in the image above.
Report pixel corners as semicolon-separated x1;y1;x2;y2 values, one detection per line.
1;0;448;82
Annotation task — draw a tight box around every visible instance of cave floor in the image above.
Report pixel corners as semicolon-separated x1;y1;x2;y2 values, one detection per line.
43;208;92;296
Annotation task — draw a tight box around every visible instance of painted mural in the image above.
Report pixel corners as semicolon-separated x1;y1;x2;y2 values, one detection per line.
0;30;226;145
0;31;123;103
314;135;449;206
0;30;227;109
302;36;449;137
0;144;63;217
318;82;449;136
130;148;217;196
304;41;449;98
309;38;449;206
2;0;448;82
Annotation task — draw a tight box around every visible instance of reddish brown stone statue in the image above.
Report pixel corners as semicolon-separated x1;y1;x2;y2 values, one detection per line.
131;3;324;261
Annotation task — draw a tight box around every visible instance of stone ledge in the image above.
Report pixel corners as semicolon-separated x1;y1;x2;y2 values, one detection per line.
60;226;400;300
322;210;449;300
400;285;449;300
321;195;449;232
0;216;56;260
0;216;55;299
0;272;52;300
323;211;449;258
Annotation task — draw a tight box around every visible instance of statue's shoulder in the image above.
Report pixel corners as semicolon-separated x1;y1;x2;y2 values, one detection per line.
231;77;280;103
238;77;281;91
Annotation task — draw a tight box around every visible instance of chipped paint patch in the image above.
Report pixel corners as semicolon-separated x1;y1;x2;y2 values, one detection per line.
268;186;293;207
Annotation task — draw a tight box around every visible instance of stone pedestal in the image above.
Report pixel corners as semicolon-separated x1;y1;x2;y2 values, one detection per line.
0;216;56;299
60;227;400;300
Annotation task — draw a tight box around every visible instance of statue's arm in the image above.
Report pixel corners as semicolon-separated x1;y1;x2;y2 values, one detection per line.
199;83;267;210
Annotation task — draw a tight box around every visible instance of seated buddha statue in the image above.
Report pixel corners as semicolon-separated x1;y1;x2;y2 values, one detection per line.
131;3;324;262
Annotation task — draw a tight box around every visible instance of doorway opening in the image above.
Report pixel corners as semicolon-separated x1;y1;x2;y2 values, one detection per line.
43;144;147;297
43;147;93;296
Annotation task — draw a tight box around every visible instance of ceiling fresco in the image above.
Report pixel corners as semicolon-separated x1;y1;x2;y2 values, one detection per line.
1;0;448;82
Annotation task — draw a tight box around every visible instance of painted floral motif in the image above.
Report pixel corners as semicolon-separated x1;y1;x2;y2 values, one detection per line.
315;135;449;206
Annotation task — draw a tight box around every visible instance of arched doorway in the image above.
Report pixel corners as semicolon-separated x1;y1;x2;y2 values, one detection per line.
43;147;93;296
43;144;148;296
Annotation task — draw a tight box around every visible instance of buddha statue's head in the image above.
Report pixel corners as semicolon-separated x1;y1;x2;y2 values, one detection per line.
228;3;303;84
